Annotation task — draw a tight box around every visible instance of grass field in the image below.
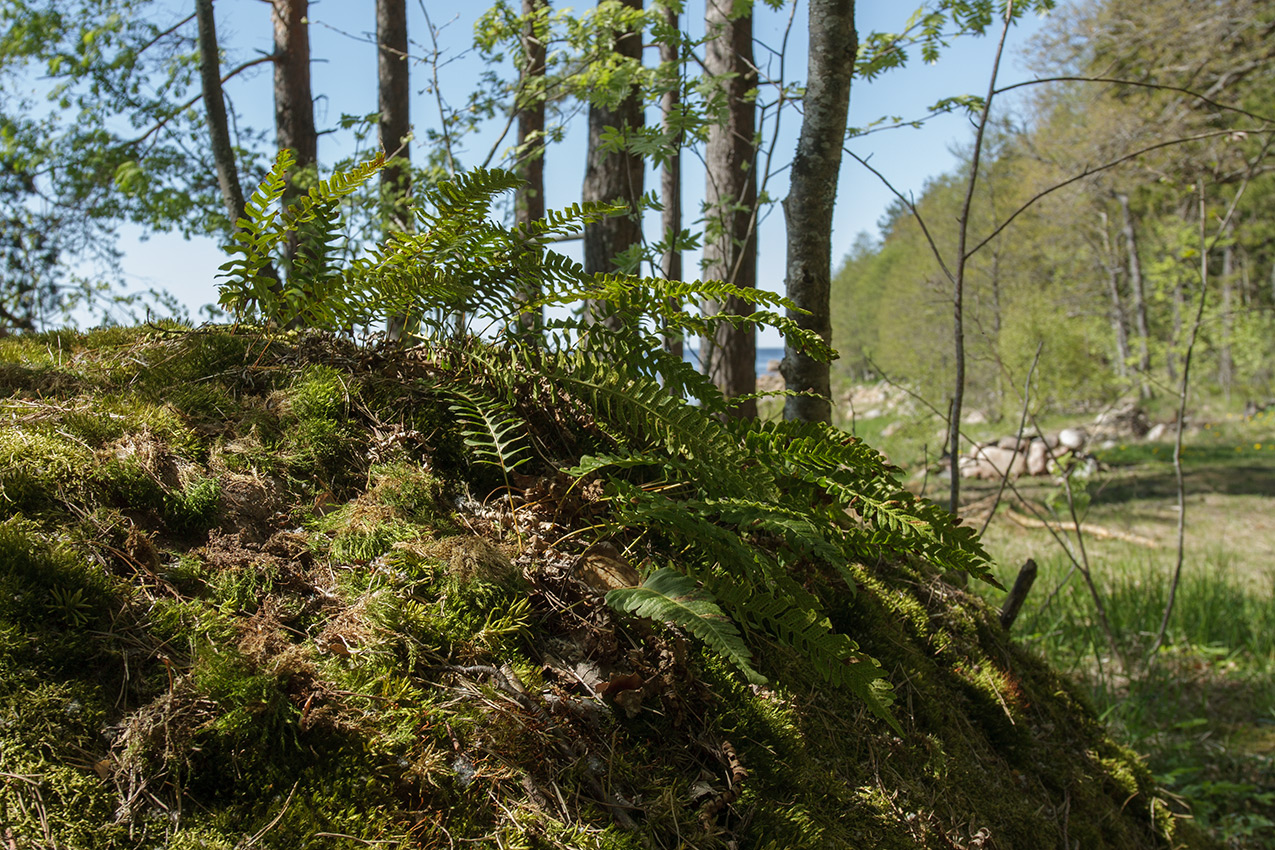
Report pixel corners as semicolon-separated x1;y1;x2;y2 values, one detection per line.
951;414;1275;848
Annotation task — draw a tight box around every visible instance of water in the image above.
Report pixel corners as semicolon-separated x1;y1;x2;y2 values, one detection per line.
683;345;786;375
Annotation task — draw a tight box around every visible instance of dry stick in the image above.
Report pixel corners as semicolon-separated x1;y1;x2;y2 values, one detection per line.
999;558;1038;631
977;340;1043;538
1146;167;1257;662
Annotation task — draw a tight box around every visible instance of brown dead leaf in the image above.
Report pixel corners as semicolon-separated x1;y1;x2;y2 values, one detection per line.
573;542;641;593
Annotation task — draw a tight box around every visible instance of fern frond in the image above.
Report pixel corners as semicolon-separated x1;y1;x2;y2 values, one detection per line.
710;577;899;730
606;568;764;685
448;389;532;485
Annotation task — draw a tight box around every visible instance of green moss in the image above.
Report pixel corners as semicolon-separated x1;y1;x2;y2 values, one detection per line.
0;427;95;513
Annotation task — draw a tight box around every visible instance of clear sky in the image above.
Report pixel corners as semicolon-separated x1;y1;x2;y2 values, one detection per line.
112;0;1056;342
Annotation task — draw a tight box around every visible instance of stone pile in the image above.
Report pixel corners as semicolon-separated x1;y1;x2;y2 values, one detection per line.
958;429;1087;480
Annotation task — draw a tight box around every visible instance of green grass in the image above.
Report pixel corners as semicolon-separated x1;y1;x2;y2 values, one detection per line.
973;417;1275;849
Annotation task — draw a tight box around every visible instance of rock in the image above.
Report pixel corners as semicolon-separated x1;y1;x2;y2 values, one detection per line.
965;409;988;425
880;420;903;438
970;445;1026;479
1104;402;1150;438
1043;433;1061;449
766;358;782;374
1058;428;1087;451
1026;439;1050;476
1145;422;1172;442
998;435;1031;451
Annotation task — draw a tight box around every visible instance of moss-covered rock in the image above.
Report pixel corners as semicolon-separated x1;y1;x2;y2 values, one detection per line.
0;327;1213;849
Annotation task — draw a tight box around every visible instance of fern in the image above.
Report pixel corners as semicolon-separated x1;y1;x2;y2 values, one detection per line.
215;155;1005;729
607;568;764;685
448;389;532;486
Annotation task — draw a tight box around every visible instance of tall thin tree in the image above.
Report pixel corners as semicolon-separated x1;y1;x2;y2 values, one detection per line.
659;0;683;362
378;0;413;340
270;0;317;277
516;0;549;333
781;0;857;424
582;0;644;330
196;0;245;227
701;0;757;418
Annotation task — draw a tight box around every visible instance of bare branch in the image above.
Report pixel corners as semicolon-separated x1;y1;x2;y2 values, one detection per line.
965;127;1273;260
994;75;1275;126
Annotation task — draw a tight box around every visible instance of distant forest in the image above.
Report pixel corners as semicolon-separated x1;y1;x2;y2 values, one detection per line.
832;0;1275;415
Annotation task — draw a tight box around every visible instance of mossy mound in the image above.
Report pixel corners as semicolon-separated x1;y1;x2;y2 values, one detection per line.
0;327;1211;849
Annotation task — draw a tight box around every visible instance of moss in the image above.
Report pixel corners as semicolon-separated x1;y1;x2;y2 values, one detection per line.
0;427;96;514
0;330;1212;849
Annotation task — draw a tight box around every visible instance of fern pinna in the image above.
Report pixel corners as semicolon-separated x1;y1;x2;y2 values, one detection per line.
217;154;999;729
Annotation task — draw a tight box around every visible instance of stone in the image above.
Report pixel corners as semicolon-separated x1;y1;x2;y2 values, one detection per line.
971;445;1026;479
1026;439;1050;476
1059;428;1087;451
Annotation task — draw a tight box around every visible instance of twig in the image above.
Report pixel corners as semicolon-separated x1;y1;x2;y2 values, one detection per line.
238;781;298;849
978;341;1042;537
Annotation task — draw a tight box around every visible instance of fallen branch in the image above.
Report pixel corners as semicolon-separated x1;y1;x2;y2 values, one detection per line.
1002;508;1158;548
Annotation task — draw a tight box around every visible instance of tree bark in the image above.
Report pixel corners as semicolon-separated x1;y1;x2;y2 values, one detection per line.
196;0;246;228
701;0;757;418
377;0;413;340
659;2;683;364
516;0;548;334
271;0;317;280
582;0;644;330
377;0;411;226
1117;192;1152;395
1098;210;1131;380
780;0;856;424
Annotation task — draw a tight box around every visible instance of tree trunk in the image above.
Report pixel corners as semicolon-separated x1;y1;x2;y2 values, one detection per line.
701;0;757;418
582;0;644;330
1219;227;1234;397
659;2;683;364
272;0;317;177
378;0;411;225
1117;192;1152;395
271;0;317;280
1099;211;1131;380
515;0;548;334
196;0;246;228
781;0;855;424
377;0;413;340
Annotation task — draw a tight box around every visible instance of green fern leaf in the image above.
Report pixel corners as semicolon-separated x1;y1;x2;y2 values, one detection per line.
606;568;764;685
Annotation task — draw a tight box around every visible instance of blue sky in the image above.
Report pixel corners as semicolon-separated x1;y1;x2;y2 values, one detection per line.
114;0;1056;342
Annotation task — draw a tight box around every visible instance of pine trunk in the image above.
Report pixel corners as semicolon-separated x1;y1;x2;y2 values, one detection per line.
781;0;856;424
272;0;317;177
271;0;317;284
659;3;683;363
377;0;413;341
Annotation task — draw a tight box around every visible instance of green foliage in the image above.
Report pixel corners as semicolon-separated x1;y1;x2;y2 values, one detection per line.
607;568;760;683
